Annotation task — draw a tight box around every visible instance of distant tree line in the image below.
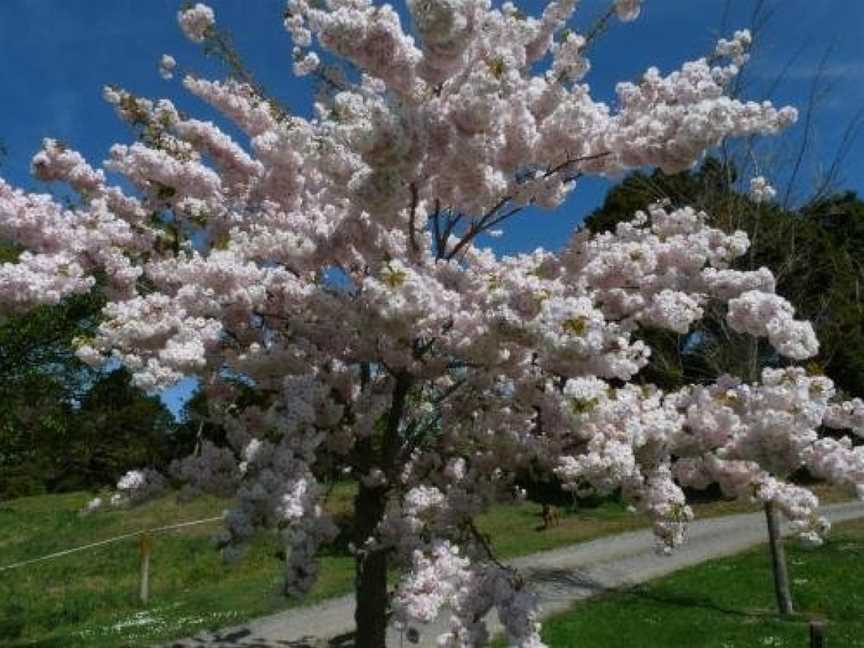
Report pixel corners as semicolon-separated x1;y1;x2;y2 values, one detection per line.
0;243;195;498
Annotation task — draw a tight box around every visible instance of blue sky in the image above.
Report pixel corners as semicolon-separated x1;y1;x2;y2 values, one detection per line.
1;0;862;416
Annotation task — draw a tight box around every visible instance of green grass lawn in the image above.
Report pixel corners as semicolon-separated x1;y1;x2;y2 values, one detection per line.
510;517;864;648
0;483;850;647
0;489;357;647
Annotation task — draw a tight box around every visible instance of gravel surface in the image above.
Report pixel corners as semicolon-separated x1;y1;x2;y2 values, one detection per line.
164;501;864;648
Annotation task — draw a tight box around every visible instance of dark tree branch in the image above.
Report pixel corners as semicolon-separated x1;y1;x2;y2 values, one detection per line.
444;155;602;261
408;183;420;253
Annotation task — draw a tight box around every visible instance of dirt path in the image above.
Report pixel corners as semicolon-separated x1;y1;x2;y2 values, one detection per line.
164;501;864;647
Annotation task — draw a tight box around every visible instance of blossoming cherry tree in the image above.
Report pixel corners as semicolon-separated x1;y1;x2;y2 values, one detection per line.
2;1;864;646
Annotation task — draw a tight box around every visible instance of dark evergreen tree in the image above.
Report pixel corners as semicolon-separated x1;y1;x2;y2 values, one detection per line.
0;242;179;497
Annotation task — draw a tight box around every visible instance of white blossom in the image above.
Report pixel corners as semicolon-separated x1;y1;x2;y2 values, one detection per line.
178;3;215;43
159;54;177;80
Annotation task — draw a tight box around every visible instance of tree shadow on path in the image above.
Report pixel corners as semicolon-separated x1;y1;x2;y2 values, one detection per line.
168;628;357;648
527;566;781;621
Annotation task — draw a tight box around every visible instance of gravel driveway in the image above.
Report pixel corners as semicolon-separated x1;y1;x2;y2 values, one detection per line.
164;500;864;648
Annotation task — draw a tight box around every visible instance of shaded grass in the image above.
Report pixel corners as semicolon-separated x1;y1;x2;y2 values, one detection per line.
0;482;850;647
501;517;864;648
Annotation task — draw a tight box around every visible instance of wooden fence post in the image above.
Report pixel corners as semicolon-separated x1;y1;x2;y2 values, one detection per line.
810;620;826;648
764;501;794;615
139;531;153;606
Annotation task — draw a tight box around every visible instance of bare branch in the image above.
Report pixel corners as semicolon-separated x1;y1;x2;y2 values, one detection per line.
782;44;835;210
443;153;608;260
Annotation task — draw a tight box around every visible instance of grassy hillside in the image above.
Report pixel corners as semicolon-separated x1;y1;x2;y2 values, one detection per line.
0;490;354;647
0;483;850;646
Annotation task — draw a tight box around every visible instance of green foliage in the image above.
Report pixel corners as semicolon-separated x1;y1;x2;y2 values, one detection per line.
584;160;864;396
800;192;864;396
0;286;178;499
63;368;181;491
0;292;100;498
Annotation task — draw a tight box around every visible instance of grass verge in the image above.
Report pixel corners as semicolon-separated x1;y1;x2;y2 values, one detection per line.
500;517;864;647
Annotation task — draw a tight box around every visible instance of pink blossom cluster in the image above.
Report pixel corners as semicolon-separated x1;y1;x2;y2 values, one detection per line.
668;368;864;544
825;398;864;436
727;291;818;360
159;54;177;80
614;0;642;22
113;468;167;506
715;29;752;67
749;175;777;203
178;3;215;43
392;541;544;647
2;2;860;645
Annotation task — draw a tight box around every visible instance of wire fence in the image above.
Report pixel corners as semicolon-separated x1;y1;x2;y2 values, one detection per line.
0;515;223;573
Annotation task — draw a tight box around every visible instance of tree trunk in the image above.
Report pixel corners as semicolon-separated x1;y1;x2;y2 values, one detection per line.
351;372;412;647
764;501;794;615
353;480;389;648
